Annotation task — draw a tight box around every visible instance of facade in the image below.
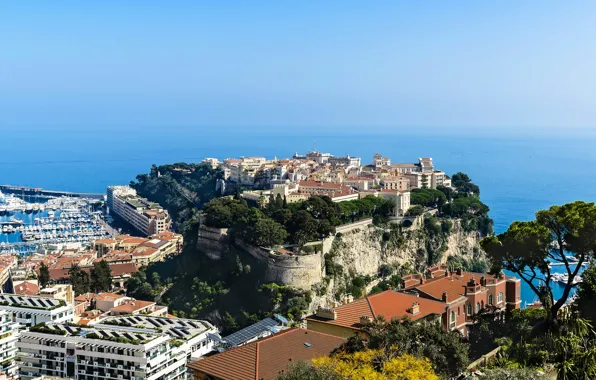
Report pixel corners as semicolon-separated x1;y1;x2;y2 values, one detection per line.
373;153;391;168
0;310;19;377
188;328;344;380
97;315;219;362
359;190;411;217
107;186;171;236
401;265;522;336
39;285;75;306
0;294;74;327
327;155;361;167
381;177;410;192
17;324;187;380
403;172;431;189
306;291;447;338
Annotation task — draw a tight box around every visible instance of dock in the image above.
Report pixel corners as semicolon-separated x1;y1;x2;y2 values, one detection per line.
0;185;105;200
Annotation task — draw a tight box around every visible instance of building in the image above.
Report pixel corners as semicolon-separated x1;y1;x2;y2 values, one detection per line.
187;328;345;380
17;323;187;380
343;177;374;191
297;180;342;196
218;316;287;351
0;294;74;327
39;285;75;306
13;281;40;296
97;315;220;362
107;186;171;236
306;291;447;338
392;157;434;175
93;293;167;317
0;310;20;377
373;153;391;168
401;265;521;336
359;190;411;217
381;177;410;192
327;155;361;167
403;172;431;189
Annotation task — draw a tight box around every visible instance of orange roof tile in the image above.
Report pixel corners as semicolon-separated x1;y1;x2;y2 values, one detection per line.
14;281;39;296
188;328;344;380
111;300;154;313
306;290;447;329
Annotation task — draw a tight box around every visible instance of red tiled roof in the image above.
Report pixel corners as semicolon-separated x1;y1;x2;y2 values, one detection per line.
412;272;502;301
109;262;138;277
14;281;39;296
306;290;447;329
187;328;344;380
298;180;342;189
111;300;154;313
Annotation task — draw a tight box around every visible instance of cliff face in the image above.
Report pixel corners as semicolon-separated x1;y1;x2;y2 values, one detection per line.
328;219;480;278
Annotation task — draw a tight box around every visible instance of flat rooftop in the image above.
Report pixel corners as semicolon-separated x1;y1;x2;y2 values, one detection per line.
29;323;159;345
98;315;215;341
0;294;67;310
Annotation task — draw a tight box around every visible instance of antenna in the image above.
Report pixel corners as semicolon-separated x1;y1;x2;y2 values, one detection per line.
314;140;318;153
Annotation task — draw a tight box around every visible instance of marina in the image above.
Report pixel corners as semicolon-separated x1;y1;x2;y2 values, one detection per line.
0;190;112;255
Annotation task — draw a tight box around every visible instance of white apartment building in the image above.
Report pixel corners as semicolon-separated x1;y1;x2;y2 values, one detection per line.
373;153;391;168
0;294;74;327
18;324;187;380
107;186;171;237
0;310;20;377
97;315;220;362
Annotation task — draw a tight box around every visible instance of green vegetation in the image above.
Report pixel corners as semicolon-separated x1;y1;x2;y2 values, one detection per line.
341;317;469;379
131;163;223;231
369;263;415;295
203;195;396;247
127;226;311;334
30;323;67;335
482;201;596;328
68;261;113;295
90;260;112;293
576;260;596;324
38;262;50;288
85;332;141;345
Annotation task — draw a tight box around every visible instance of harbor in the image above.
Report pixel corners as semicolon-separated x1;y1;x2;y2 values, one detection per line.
0;190;112;255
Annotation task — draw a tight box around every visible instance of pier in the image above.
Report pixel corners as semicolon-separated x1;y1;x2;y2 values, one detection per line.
0;185;105;200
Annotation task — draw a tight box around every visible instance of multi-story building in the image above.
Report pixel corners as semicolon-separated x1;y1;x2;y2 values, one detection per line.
0;294;74;327
359;190;411;217
0;310;20;377
373;153;391;168
17;324;187;380
306;291;447;339
107;186;171;236
307;266;521;338
401;265;521;336
381;177;410;192
327;155;361;167
96;315;219;362
39;285;75;306
403;172;431;189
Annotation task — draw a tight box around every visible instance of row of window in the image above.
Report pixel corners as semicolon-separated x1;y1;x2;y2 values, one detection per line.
449;292;505;328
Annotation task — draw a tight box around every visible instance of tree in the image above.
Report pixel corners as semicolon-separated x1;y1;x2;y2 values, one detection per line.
406;205;424;216
90;260;112;293
451;172;480;195
341;318;469;378
277;361;341;380
287;210;318;246
311;349;439;380
69;264;90;295
38;262;50;289
577;261;596;323
251;218;288;247
481;201;596;328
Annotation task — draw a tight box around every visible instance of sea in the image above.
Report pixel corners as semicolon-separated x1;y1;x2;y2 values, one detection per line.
1;126;595;306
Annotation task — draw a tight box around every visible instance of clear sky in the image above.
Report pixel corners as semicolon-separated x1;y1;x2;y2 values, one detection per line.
1;1;596;133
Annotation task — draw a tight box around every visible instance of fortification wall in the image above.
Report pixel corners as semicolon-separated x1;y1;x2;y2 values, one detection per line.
234;240;323;290
197;225;230;260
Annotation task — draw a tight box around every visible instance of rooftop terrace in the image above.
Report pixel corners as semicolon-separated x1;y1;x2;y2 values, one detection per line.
97;315;216;341
0;294;67;310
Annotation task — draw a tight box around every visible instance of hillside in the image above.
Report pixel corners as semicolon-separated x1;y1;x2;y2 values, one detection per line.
126;163;492;333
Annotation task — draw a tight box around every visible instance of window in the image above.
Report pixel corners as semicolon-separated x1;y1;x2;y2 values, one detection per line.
467;304;472;316
481;300;484;309
476;302;480;313
488;294;493;306
457;307;460;316
450;311;456;328
498;292;504;304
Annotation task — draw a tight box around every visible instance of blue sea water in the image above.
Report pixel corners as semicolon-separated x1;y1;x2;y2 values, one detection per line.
1;126;595;305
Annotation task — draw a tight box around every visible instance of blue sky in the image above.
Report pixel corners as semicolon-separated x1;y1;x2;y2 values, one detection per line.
1;1;596;132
